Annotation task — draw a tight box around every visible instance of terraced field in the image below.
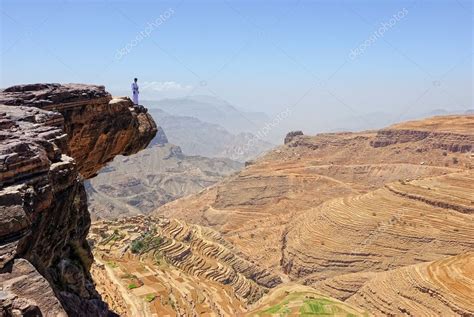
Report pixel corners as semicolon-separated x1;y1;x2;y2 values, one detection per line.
386;171;474;214
90;115;473;315
310;252;474;316
346;252;474;316
89;216;281;316
149;115;474;315
283;170;474;281
245;284;368;317
156;115;472;271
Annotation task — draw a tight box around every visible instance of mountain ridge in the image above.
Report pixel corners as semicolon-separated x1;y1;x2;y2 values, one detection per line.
148;108;274;162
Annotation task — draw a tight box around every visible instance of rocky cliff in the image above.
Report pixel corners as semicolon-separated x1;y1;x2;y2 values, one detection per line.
0;84;157;316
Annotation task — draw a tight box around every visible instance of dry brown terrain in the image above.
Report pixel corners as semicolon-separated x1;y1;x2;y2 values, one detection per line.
345;252;474;316
87;143;242;220
89;216;282;316
156;115;472;269
284;170;473;281
91;115;473;316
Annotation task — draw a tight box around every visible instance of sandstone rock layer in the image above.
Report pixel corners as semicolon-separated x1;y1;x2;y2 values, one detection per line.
0;84;156;316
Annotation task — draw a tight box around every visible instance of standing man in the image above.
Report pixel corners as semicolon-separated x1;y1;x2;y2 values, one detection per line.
131;78;139;105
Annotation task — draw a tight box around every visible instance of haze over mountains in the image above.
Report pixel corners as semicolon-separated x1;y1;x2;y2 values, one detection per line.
144;95;271;136
145;95;473;144
148;108;274;162
334;108;474;133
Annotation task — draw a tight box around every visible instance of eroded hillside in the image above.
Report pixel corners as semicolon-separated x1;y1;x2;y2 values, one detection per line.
86;115;473;316
148;115;474;315
86;142;242;220
282;170;474;281
89;216;281;316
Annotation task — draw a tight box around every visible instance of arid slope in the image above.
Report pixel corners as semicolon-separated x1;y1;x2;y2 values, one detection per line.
346;252;474;316
86;142;242;220
89;216;281;316
152;115;473;315
156;115;472;269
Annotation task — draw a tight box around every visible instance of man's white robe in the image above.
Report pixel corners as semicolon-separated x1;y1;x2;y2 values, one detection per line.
131;82;139;105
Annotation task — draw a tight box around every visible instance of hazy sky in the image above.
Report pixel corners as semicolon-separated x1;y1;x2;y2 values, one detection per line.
1;0;472;134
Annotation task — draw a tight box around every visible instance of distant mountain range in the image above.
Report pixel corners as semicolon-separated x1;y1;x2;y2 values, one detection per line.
143;95;271;136
86;142;242;220
145;96;473;143
147;107;274;162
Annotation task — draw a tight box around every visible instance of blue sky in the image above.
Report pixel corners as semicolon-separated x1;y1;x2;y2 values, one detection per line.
1;0;472;133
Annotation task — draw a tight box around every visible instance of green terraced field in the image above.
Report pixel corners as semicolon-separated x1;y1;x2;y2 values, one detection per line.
249;291;367;317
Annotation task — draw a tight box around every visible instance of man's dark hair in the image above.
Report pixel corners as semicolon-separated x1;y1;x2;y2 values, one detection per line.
134;78;138;82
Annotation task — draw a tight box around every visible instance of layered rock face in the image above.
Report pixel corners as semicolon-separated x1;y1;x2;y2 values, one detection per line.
0;84;156;316
0;83;156;178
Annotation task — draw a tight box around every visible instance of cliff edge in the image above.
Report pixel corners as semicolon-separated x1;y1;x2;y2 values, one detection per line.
0;83;157;316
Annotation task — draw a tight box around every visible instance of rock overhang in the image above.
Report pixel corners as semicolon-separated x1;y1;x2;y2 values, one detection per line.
0;83;157;316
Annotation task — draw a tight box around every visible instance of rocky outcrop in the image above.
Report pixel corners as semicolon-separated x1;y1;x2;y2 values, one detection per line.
371;129;473;153
90;262;129;317
370;116;474;153
284;130;303;144
0;83;157;178
0;84;157;316
0;259;67;316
